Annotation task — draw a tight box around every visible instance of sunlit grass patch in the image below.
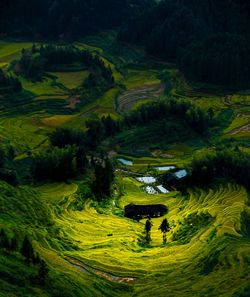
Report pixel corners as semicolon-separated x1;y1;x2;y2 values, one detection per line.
0;115;48;152
80;87;120;122
41;115;76;127
0;41;33;63
124;69;160;89
36;182;78;204
230;95;250;106
193;96;226;110
50;70;89;89
20;76;65;96
224;113;250;134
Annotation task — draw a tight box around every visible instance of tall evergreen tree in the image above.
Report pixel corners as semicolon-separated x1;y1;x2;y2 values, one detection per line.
159;218;170;244
20;236;35;262
9;233;18;251
38;260;49;285
92;159;114;201
145;219;153;243
0;229;10;249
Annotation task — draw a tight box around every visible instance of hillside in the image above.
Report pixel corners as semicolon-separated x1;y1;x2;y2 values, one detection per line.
0;0;151;39
0;6;250;297
119;0;250;88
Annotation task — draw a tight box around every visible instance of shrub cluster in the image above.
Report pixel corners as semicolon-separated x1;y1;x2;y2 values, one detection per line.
189;147;250;190
0;68;22;93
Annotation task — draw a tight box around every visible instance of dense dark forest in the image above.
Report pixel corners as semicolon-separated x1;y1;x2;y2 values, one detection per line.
1;0;250;86
179;34;250;86
123;99;213;135
0;0;151;39
188;147;250;190
119;0;250;87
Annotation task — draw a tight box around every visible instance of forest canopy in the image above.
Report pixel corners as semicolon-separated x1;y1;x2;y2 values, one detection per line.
1;0;250;86
0;0;151;39
119;0;250;87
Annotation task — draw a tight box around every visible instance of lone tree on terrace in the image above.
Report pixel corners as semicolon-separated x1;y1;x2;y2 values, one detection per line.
145;219;153;244
159;218;170;244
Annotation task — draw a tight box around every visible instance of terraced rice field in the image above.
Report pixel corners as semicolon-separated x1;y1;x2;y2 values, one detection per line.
168;70;214;99
117;83;164;112
50;71;89;89
0;37;250;297
0;41;122;155
0;116;48;151
33;177;250;297
0;41;33;63
224;113;250;138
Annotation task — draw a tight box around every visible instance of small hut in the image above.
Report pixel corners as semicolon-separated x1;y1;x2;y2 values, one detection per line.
124;203;168;220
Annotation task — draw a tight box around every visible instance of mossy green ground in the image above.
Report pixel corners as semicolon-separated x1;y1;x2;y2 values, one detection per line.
0;33;250;296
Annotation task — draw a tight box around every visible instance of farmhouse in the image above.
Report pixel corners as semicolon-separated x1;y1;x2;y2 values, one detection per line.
124;203;168;219
163;169;189;191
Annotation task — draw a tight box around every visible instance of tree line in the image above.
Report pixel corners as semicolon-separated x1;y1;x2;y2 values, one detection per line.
0;144;19;186
123;98;213;135
2;0;250;86
0;68;22;93
0;230;49;285
15;44;114;86
161;146;250;191
32;126;115;202
63;98;213;151
119;0;250;87
32;145;87;182
50;98;212;155
32;96;212;184
179;34;250;87
2;96;213;189
187;147;250;190
0;0;150;39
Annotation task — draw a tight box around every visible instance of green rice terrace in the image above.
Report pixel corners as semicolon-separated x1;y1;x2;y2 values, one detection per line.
0;32;250;297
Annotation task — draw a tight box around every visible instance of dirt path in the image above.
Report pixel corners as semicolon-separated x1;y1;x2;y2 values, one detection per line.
115;168;142;176
65;256;135;284
229;122;250;135
65;96;81;109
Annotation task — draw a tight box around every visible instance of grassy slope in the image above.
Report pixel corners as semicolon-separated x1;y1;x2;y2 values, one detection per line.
3;177;248;296
0;32;250;296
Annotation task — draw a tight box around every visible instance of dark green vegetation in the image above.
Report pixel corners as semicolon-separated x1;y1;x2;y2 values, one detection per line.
13;44;114;106
158;218;170;244
188;147;250;190
161;147;250;192
0;68;22;93
0;143;19;185
0;32;249;296
0;0;150;39
145;219;153;243
179;34;250;86
123;99;213;135
119;0;250;87
172;212;214;244
0;2;250;296
32;145;87;182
